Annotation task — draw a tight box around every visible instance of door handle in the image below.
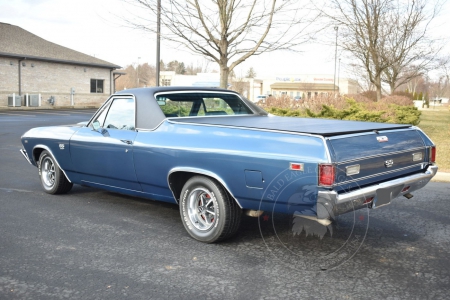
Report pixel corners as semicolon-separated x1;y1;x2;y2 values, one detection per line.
120;139;133;145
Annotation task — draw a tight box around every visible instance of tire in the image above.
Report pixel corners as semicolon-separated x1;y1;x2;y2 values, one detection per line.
38;150;73;194
179;176;242;243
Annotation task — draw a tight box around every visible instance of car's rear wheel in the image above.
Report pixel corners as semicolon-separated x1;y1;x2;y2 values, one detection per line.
38;150;73;194
180;176;241;243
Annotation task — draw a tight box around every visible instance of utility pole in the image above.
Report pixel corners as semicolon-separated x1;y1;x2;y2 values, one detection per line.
156;0;161;86
333;26;338;94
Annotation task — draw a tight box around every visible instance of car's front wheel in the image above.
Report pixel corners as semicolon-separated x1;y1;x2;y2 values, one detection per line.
38;150;73;194
180;176;241;243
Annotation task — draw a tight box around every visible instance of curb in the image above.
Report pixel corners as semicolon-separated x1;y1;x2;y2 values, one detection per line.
0;106;99;110
431;172;450;183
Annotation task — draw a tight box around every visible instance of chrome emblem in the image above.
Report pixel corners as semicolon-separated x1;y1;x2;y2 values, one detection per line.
377;136;388;142
59;143;65;150
385;159;394;168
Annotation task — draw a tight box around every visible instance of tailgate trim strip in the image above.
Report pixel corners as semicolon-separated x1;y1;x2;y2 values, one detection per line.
334;163;425;186
335;147;425;164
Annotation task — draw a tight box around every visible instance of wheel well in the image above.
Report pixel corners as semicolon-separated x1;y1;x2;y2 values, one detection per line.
168;171;238;206
168;172;196;202
33;148;45;164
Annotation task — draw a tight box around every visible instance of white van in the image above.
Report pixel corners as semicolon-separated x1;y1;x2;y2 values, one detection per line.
253;95;267;103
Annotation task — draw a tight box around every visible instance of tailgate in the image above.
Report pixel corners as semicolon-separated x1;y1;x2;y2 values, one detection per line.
328;129;428;191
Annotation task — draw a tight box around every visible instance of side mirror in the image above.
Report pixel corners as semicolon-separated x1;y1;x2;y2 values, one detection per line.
92;120;100;131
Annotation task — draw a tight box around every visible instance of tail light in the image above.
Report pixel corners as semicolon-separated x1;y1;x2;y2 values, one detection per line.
429;146;436;163
319;164;335;186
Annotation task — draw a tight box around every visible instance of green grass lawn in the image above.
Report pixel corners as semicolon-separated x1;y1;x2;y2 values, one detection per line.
418;107;450;172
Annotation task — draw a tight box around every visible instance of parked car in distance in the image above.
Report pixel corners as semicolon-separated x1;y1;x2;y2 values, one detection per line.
253;95;267;103
20;87;438;243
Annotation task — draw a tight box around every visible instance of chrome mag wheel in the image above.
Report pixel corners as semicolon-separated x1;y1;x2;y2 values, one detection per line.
187;188;217;231
41;156;56;189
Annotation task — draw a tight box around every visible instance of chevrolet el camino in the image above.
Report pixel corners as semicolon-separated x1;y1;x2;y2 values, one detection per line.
20;87;438;243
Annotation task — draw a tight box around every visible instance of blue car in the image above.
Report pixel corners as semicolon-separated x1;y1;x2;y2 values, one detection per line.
20;87;438;243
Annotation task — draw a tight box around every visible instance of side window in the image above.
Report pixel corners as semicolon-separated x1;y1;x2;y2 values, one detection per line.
102;98;135;130
92;102;110;127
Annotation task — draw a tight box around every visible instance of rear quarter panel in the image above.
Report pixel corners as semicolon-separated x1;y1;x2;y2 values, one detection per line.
133;121;329;212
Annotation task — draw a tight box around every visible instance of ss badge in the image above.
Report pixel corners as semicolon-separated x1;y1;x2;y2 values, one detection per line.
384;159;394;168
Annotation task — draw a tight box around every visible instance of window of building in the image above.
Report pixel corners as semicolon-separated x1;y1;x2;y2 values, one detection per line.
290;91;293;97
161;79;171;86
90;79;104;93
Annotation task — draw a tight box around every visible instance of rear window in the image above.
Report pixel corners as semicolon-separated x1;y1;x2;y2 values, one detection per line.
156;92;254;117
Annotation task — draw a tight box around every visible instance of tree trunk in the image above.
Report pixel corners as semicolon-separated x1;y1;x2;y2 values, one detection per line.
390;82;396;95
375;73;382;101
220;66;229;89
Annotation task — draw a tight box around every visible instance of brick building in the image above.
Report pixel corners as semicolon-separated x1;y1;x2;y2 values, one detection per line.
0;22;120;107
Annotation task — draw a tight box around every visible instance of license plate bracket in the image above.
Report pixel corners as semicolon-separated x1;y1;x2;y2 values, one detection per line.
374;185;404;208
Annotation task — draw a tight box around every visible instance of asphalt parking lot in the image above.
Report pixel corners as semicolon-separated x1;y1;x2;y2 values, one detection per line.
1;109;449;299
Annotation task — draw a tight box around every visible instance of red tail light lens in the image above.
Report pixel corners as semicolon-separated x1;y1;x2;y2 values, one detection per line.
430;146;436;163
319;164;335;186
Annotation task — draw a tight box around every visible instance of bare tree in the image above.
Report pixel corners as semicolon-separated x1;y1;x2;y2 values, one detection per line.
246;67;257;78
116;63;157;90
347;62;376;92
122;0;319;88
321;0;443;101
381;1;442;94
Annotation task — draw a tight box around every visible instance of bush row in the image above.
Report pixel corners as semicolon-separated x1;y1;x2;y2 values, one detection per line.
265;97;421;125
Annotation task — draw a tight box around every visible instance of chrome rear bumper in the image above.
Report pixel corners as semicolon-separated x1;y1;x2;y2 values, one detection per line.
317;164;438;220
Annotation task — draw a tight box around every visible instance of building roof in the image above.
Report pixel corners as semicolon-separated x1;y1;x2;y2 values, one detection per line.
270;82;338;91
0;22;120;69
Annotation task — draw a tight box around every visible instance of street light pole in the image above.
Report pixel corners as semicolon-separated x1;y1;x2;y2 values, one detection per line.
333;26;338;94
137;57;140;88
338;58;341;93
156;0;161;87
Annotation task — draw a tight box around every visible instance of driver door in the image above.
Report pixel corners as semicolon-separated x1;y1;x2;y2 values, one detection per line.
70;97;141;191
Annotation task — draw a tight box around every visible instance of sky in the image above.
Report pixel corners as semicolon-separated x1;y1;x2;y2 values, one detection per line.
1;0;449;80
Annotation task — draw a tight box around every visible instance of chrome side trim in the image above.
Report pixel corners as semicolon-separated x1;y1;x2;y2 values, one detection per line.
318;164;438;218
327;127;414;140
319;136;332;163
19;149;32;165
335;147;425;164
412;126;435;147
33;145;72;183
167;167;243;208
166;119;326;139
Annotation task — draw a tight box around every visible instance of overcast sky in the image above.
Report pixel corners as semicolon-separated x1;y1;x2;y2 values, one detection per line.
1;0;449;79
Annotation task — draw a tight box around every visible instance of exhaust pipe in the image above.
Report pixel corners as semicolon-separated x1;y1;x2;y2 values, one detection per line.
403;193;414;199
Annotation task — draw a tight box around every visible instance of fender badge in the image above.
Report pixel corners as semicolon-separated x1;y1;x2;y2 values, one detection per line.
59;143;65;150
385;159;394;168
377;136;388;142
